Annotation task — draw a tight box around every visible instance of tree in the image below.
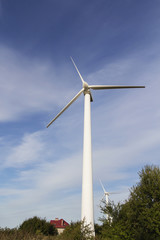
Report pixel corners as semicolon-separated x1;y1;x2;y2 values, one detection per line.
19;216;58;236
100;165;160;240
94;223;103;239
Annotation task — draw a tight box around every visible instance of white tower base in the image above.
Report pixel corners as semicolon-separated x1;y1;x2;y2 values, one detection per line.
81;92;95;236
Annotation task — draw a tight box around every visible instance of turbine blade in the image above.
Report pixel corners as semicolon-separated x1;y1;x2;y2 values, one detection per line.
70;57;85;84
109;192;121;195
99;179;106;193
47;88;84;128
89;85;145;90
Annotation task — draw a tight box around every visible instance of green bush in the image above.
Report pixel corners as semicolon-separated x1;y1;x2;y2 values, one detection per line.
57;220;95;240
19;216;58;236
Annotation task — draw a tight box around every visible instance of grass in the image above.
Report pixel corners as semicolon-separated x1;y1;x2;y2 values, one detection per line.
0;229;58;240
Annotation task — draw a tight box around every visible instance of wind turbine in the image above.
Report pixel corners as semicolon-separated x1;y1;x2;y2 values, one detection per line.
100;180;120;220
100;180;110;206
47;57;145;236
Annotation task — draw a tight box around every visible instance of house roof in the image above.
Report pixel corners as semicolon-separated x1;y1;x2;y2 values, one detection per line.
50;218;69;229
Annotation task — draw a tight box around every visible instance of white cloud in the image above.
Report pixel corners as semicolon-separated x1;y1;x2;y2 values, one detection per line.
5;131;45;167
0;45;76;122
93;127;160;175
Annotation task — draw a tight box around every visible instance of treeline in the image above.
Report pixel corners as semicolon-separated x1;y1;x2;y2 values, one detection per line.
1;165;160;240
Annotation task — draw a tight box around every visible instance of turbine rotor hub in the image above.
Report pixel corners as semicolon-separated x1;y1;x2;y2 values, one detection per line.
83;81;89;91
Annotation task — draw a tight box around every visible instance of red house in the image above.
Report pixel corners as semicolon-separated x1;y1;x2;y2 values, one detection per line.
50;218;69;234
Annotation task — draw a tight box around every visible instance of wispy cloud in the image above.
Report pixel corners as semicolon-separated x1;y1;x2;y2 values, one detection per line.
5;132;45;167
0;45;76;122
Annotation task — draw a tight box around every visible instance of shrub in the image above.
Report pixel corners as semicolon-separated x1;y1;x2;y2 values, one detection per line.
19;216;58;236
57;220;95;240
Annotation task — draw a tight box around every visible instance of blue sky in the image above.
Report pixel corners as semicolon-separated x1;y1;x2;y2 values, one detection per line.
0;0;160;228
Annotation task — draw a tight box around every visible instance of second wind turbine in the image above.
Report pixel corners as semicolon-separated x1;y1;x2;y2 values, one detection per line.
47;58;145;235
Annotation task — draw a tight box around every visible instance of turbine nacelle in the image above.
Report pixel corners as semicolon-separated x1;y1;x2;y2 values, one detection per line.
104;192;109;196
83;81;89;91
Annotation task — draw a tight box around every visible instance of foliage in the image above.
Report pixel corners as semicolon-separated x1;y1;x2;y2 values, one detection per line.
94;223;103;239
57;220;95;240
19;216;58;236
100;165;160;240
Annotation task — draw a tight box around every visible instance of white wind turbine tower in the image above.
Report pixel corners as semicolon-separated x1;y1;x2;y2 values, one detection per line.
47;58;145;236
